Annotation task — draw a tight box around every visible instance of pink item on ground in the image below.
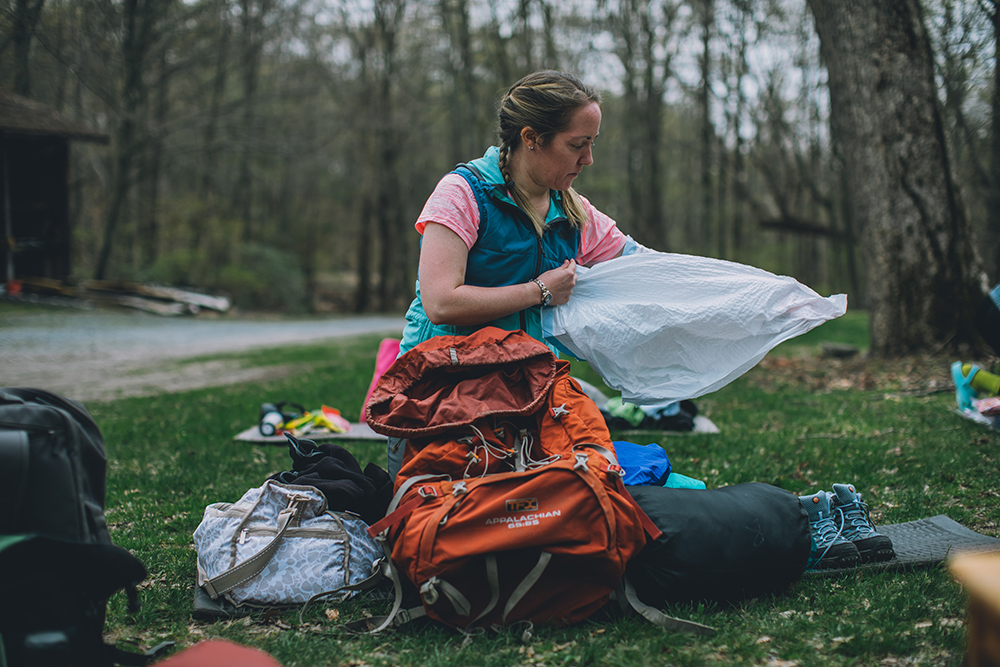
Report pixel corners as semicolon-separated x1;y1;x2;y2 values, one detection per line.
978;396;1000;417
153;640;282;667
360;338;401;422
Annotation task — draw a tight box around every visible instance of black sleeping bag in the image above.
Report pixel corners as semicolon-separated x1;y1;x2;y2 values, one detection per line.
626;483;811;605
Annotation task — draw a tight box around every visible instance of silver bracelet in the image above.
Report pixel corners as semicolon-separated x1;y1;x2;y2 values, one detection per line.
531;278;553;307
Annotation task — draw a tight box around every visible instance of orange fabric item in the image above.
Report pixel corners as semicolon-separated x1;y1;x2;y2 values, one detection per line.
153;640;282;667
366;327;651;629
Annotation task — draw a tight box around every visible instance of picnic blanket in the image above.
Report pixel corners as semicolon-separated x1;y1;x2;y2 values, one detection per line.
233;421;386;443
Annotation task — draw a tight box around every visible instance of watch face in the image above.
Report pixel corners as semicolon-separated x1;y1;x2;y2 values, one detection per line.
542;293;552;306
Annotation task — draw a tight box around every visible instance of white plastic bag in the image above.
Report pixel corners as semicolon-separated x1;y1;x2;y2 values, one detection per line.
541;252;847;405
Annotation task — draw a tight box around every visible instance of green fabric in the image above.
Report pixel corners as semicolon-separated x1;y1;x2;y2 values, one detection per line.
605;397;647;427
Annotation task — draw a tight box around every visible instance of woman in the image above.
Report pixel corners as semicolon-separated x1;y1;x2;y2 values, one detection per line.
389;70;636;477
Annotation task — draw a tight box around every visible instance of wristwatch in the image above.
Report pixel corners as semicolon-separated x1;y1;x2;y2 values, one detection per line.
531;278;553;306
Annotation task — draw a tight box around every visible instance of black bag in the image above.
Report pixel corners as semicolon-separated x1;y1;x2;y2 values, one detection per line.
625;483;811;605
0;387;157;667
0;388;110;542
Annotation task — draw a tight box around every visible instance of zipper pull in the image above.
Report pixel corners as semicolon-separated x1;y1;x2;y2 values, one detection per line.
238;528;248;545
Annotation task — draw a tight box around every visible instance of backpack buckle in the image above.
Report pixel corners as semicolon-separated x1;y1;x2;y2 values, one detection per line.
420;578;440;605
574;452;589;471
605;464;626;478
417;485;440;498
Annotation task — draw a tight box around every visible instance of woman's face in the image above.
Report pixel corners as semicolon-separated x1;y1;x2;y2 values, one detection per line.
527;102;601;192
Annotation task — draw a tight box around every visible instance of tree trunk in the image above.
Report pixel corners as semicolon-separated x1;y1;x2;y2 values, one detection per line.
12;0;45;96
372;0;408;310
143;39;171;268
439;0;477;164
234;0;271;242
200;0;231;202
807;0;985;356
990;2;1000;283
697;0;714;255
602;0;676;251
95;0;156;280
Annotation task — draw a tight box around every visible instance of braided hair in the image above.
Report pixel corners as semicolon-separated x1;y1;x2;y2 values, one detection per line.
496;70;601;237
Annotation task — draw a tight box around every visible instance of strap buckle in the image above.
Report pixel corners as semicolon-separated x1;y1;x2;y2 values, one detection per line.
417;485;440;498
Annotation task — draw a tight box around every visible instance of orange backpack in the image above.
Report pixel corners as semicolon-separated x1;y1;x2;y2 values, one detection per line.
365;328;665;631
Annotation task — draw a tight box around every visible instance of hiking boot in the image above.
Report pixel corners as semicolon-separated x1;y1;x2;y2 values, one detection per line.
799;490;860;570
828;483;895;563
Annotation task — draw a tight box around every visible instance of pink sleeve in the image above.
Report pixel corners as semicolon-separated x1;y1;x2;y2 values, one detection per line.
415;174;480;249
577;195;626;266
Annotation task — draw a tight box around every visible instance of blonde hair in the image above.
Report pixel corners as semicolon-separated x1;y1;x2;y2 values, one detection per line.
496;70;601;236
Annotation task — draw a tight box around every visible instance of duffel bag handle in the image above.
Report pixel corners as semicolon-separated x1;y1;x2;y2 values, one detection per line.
201;496;306;599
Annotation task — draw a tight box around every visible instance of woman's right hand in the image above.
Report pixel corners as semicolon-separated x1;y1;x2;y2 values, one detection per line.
537;259;578;305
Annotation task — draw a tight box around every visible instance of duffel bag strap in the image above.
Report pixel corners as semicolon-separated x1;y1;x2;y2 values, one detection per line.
201;496;304;599
341;541;426;635
298;558;393;624
616;575;716;636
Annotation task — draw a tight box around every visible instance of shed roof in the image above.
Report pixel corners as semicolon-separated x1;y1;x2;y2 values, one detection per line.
0;92;109;143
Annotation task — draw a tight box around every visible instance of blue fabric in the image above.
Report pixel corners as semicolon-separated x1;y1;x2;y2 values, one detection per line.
399;147;580;355
990;283;1000;310
614;440;672;486
663;473;707;490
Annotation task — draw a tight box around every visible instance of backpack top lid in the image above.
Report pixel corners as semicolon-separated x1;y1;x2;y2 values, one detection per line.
365;327;561;439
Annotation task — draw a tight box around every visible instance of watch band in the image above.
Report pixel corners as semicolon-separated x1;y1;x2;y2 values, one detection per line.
531;278;553;306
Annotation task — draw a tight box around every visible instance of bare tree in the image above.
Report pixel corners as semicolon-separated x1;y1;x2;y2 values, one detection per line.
696;0;714;255
597;0;681;250
95;0;162;280
980;0;1000;282
438;0;479;164
233;0;274;241
9;0;45;95
808;0;986;356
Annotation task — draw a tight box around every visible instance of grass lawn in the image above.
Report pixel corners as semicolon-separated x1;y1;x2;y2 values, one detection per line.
89;310;999;666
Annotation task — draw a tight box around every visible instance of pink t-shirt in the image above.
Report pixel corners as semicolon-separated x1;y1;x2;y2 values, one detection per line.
415;174;626;266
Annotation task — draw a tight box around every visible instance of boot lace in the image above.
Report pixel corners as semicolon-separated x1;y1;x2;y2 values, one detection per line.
837;499;878;540
811;513;846;562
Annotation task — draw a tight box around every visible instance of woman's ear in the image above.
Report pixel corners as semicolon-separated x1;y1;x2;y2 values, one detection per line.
520;126;538;150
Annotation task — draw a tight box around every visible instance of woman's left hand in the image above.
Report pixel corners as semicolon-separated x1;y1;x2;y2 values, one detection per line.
537;259;577;305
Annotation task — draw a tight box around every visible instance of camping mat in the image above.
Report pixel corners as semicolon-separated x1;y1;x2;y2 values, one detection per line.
233;422;386;444
808;514;1000;577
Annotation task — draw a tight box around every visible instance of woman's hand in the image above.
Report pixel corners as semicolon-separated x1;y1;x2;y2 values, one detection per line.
537;259;577;305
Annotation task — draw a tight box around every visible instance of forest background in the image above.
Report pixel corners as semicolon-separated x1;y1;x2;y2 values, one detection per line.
1;0;997;357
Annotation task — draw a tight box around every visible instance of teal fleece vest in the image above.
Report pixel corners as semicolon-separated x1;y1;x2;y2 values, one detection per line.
399;149;581;355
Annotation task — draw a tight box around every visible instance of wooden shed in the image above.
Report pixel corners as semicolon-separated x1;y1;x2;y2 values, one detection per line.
0;92;108;283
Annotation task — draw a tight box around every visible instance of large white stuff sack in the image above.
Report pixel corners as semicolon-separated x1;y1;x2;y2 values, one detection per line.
541;252;848;405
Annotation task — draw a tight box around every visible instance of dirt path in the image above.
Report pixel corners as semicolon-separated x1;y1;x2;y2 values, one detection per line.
1;308;405;402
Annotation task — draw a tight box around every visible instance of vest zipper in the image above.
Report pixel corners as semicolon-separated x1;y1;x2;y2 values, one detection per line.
521;232;544;332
